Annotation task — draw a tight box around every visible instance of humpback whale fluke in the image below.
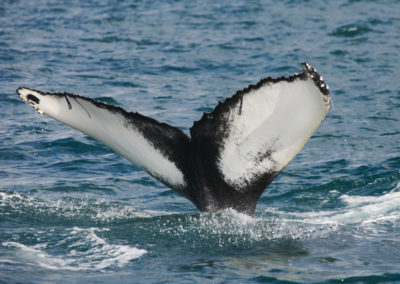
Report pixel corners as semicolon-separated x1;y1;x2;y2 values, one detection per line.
17;62;330;215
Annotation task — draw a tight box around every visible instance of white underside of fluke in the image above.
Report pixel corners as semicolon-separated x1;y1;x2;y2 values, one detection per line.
17;88;186;188
17;63;331;213
217;76;330;191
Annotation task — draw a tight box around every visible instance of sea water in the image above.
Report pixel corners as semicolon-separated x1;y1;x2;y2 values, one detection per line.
1;0;400;283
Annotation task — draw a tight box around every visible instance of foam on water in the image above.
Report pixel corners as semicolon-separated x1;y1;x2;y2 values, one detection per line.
2;227;146;271
1;185;400;281
261;183;400;239
2;186;400;246
0;191;152;224
339;186;400;225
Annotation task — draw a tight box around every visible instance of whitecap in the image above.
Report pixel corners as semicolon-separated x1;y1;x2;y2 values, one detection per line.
260;186;400;239
2;227;147;271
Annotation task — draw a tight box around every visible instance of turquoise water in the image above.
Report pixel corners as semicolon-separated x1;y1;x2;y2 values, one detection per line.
1;0;400;283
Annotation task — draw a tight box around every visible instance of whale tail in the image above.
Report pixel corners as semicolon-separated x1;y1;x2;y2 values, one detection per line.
17;63;330;215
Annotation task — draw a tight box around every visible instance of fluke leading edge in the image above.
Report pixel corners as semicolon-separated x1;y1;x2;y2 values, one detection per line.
17;63;331;215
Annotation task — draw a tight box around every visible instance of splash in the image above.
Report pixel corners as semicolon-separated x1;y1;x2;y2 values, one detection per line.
150;209;315;250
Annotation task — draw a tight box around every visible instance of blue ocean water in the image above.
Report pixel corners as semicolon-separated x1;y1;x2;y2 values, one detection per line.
1;0;400;282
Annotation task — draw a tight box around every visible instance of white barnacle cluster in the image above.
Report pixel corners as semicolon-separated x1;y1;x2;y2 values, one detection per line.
303;63;330;98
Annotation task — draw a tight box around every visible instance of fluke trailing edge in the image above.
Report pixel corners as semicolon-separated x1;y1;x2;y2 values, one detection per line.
17;63;331;215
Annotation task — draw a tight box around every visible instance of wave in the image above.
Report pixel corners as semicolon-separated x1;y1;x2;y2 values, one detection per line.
261;182;400;238
0;191;152;226
1;227;146;271
2;180;400;251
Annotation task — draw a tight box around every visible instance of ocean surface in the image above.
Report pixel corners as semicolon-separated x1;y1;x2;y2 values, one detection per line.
1;0;400;283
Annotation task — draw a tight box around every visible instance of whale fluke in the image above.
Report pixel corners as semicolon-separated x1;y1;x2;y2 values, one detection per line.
17;62;330;215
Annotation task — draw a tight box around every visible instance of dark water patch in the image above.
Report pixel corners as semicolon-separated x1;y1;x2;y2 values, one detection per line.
106;81;140;88
153;95;173;100
242;36;264;43
316;256;337;263
130;176;162;187
382;156;400;169
367;115;397;122
13;123;52;138
316;158;350;175
327;273;400;283
1;70;24;83
196;58;227;71
353;57;370;64
262;159;400;212
38;67;53;74
33;137;110;155
350;160;398;180
80;36;138;44
359;126;375;132
348;37;370;46
153;105;167;112
0;50;16;62
0;94;24;106
269;65;295;74
48;7;67;14
39;183;115;194
162;43;197;53
262;179;352;212
80;35;158;48
76;74;105;80
159;189;179;197
159;65;201;73
353;94;375;102
104;16;125;23
42;156;135;178
346;165;400;195
312;134;350;140
0;148;28;161
330;49;349;56
195;106;214;113
94;96;121;106
251;276;297;283
380;131;400;136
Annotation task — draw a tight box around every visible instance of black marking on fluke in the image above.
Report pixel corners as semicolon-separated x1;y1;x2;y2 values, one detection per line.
27;94;40;104
16;63;331;216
